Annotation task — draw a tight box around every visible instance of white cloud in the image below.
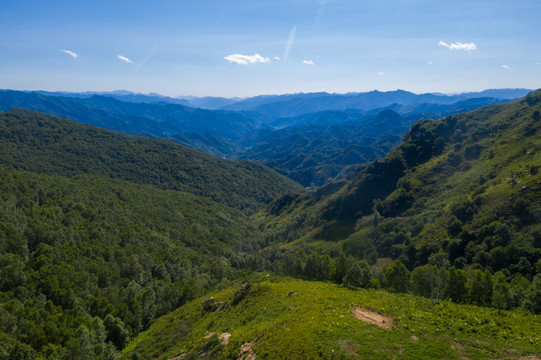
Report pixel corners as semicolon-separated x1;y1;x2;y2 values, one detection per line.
117;55;133;63
224;54;270;65
438;41;477;51
303;60;314;65
502;65;510;69
536;62;540;65
376;72;384;75
274;56;280;60
62;49;78;58
428;61;433;65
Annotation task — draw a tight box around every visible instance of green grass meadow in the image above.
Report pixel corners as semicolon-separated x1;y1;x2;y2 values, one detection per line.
124;276;540;359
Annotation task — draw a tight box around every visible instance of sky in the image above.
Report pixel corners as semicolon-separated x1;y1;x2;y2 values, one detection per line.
1;0;540;97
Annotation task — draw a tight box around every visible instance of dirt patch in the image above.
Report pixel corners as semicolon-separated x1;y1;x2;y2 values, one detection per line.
238;341;256;360
410;335;419;341
451;342;470;360
337;339;359;356
351;307;393;329
219;333;231;345
168;354;188;360
204;332;231;345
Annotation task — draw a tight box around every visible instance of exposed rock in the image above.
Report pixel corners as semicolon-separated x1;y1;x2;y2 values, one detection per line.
237;341;256;360
219;333;231;345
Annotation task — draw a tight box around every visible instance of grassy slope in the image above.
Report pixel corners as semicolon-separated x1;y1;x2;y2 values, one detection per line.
123;276;540;359
0;108;302;212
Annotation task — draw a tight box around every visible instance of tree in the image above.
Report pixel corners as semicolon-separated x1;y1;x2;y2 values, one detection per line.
411;265;436;298
304;254;331;281
344;260;371;288
482;269;494;306
384;261;410;293
342;233;378;264
411;264;449;303
492;272;510;314
331;253;350;284
104;314;130;350
524;274;541;314
470;269;493;306
508;274;530;308
470;269;485;306
448;267;468;303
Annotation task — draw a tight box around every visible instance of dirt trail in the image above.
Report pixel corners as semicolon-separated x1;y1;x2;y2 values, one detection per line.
351;307;393;329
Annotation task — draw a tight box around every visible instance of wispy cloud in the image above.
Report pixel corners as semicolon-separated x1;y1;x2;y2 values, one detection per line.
303;60;314;65
224;54;270;65
283;25;297;61
428;61;433;65
274;56;280;61
62;49;78;58
502;65;510;69
376;72;384;76
438;41;477;51
117;55;133;63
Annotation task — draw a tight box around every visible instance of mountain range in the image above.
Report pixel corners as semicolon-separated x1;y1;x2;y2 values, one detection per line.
0;89;539;359
0;89;530;186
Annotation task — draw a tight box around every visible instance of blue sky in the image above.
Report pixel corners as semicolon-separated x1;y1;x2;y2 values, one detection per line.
1;0;540;97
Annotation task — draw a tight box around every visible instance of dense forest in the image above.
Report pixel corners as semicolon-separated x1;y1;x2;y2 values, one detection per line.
0;166;266;359
0;90;539;359
0;109;301;212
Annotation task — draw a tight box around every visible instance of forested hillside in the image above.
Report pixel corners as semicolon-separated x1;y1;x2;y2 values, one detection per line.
0;109;302;212
256;90;541;310
235;110;422;187
0;166;266;359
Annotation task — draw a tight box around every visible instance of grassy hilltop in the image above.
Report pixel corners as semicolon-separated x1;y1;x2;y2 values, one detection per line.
123;276;540;360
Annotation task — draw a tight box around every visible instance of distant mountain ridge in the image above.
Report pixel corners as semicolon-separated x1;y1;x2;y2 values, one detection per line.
218;88;531;117
0;88;530;187
0;90;261;141
7;88;529;112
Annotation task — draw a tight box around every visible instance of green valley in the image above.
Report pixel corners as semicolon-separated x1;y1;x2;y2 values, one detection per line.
0;89;540;359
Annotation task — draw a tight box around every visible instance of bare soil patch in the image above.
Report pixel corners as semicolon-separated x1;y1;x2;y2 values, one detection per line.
337;339;359;356
237;341;256;360
351;307;393;329
219;333;231;345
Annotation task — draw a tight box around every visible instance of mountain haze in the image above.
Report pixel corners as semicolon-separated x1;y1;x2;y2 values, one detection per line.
0;89;529;188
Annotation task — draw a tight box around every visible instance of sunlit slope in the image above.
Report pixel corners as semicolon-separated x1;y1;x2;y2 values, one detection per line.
262;90;541;274
123;276;540;359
